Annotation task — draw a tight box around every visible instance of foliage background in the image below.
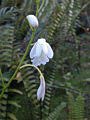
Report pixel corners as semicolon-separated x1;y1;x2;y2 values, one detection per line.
0;0;90;120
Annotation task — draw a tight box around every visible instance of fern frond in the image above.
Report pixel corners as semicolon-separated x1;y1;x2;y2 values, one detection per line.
38;0;49;18
1;0;15;7
47;5;63;42
0;76;22;120
7;113;17;120
21;66;41;120
0;7;17;23
0;25;14;67
45;102;66;120
68;92;85;120
42;61;58;116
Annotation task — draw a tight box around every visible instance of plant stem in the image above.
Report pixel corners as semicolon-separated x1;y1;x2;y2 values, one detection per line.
36;0;40;16
20;64;43;77
0;31;35;99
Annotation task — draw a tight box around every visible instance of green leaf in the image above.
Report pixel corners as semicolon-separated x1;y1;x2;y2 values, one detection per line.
7;112;18;120
8;101;21;108
45;102;66;120
8;89;23;95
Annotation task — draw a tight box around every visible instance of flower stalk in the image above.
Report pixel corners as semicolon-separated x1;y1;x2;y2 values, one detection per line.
20;64;43;77
36;0;40;16
20;64;45;101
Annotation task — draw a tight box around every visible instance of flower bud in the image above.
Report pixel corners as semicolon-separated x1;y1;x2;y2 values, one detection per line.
37;76;45;101
26;15;39;28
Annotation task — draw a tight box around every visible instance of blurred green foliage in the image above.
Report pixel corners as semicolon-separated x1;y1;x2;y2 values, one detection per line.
0;0;90;120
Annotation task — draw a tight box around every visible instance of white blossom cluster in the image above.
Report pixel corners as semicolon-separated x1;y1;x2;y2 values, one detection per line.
26;15;54;101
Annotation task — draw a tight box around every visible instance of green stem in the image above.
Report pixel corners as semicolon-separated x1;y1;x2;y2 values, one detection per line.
20;64;43;77
36;0;40;16
0;31;35;99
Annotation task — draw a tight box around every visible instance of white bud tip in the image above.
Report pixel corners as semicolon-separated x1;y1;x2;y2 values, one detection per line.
26;15;39;28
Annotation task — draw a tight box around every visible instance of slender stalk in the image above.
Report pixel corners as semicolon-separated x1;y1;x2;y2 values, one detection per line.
0;31;35;99
36;0;40;16
20;64;43;77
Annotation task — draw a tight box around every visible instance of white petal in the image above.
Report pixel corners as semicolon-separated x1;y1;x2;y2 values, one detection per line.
31;57;41;66
37;85;45;101
30;38;54;66
37;76;45;101
42;43;48;55
37;85;42;100
30;43;37;58
46;43;54;58
26;15;39;27
40;76;45;101
41;86;45;101
35;43;42;57
41;55;49;65
37;38;48;55
37;38;46;44
31;53;49;66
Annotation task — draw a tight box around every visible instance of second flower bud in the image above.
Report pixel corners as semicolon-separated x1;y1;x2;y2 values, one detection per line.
26;15;39;28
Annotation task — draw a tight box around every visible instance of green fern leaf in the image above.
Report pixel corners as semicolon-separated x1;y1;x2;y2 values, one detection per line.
45;102;66;120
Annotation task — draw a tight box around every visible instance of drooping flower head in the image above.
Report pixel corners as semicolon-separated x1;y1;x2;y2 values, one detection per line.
30;38;54;66
26;15;39;28
37;75;45;101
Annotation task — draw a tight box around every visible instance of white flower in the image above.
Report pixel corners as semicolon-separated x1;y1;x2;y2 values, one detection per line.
37;76;45;101
26;15;39;28
30;38;54;66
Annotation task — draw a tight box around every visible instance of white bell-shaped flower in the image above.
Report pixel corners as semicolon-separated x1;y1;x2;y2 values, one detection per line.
37;76;45;101
30;38;54;66
26;15;39;28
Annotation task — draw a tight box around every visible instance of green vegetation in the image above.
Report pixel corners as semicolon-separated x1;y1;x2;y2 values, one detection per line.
0;0;90;120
